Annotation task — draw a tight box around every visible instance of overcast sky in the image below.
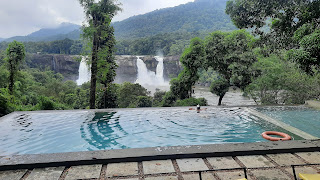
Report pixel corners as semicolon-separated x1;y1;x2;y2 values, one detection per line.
0;0;194;38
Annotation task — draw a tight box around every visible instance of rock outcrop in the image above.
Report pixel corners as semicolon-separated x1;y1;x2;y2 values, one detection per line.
114;55;138;84
25;54;182;84
25;54;80;81
163;56;183;81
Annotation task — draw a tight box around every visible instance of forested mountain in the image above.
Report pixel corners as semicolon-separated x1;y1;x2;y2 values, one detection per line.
2;0;235;43
113;0;237;39
2;23;81;42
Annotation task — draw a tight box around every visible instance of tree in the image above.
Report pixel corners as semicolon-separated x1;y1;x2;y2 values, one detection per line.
205;30;257;105
210;77;229;106
79;0;121;109
226;0;320;49
5;41;25;94
286;29;320;74
116;82;149;108
170;37;205;100
246;54;318;104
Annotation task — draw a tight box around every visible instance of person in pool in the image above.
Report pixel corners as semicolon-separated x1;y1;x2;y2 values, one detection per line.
189;104;207;112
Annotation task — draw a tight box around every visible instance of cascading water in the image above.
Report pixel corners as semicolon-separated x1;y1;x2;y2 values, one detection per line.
135;56;168;86
155;56;165;85
76;57;91;86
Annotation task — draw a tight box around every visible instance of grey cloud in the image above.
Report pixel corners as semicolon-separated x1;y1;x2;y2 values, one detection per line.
0;0;193;38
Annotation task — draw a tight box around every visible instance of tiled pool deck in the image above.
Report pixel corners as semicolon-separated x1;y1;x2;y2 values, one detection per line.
1;140;320;180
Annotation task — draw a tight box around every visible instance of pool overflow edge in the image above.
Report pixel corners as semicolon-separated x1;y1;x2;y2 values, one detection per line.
0;140;320;171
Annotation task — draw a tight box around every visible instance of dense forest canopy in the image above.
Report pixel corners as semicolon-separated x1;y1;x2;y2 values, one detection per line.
113;0;237;39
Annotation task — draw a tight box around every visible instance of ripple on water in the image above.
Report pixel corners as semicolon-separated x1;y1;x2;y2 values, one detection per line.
0;108;289;155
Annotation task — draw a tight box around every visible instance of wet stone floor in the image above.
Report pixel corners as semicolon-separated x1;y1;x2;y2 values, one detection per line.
1;152;320;180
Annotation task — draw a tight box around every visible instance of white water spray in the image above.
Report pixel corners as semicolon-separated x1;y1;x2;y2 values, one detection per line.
135;56;168;86
76;57;91;86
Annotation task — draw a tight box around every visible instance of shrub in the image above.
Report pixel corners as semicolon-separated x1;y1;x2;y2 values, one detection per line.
37;96;55;110
174;97;207;107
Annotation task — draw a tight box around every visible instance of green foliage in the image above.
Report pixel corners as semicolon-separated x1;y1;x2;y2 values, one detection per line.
0;89;14;116
153;91;166;107
226;0;320;49
246;54;319;104
161;91;177;107
97;83;119;109
204;30;257;105
37;96;55;110
79;0;121;109
5;41;26;94
170;37;206;100
0;65;9;88
116;82;149;108
0;39;84;55
170;70;192;100
133;96;153;108
113;0;236;40
287;30;320;74
210;77;229;97
197;68;218;86
115;32;206;56
175;97;207;107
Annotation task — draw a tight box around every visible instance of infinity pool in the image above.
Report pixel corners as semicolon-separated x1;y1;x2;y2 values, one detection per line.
256;106;320;138
0;107;298;155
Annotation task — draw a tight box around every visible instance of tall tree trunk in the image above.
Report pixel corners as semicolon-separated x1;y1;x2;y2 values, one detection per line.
8;69;14;95
89;28;98;109
218;94;224;106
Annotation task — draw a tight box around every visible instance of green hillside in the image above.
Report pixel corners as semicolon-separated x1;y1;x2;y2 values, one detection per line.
113;0;237;39
2;23;81;42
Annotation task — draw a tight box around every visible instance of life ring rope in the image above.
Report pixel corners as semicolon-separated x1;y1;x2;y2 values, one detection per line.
262;131;291;141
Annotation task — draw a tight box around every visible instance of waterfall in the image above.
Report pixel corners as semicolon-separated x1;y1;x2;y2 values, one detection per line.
52;56;56;72
135;56;168;86
155;56;165;84
76;57;91;86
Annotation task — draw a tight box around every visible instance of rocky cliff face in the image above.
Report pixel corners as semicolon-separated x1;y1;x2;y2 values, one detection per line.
114;55;138;84
25;54;80;81
163;56;183;81
25;54;182;83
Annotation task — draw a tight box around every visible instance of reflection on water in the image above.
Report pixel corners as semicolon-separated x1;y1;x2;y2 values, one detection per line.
80;112;128;150
0;107;297;156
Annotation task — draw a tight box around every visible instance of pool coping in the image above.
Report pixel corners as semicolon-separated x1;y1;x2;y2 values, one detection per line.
1;139;320;171
0;104;307;121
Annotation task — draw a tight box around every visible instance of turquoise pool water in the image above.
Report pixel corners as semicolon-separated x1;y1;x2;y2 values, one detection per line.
0;107;296;155
255;106;320;138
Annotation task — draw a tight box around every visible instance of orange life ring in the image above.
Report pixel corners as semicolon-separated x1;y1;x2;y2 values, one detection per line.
261;131;291;141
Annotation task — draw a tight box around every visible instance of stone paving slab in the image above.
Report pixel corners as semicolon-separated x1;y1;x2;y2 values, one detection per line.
176;158;209;172
0;169;27;180
182;173;215;180
107;162;138;177
237;155;274;168
26;166;64;180
207;157;240;169
267;153;305;166
250;169;291;180
143;160;175;174
144;176;178;180
295;152;320;164
216;171;247;180
65;164;102;180
285;166;320;177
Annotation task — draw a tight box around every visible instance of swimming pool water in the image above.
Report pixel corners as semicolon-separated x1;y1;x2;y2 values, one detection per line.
0;107;295;155
255;106;320;138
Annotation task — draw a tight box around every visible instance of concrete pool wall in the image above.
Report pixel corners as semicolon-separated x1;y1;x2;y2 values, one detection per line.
0;105;319;173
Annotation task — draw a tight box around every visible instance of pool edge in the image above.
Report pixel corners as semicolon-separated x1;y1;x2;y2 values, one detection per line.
1;140;320;171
